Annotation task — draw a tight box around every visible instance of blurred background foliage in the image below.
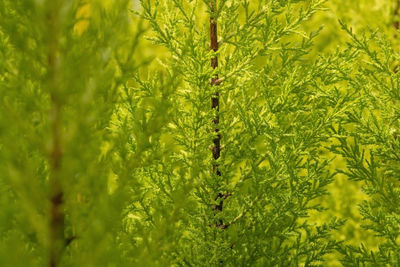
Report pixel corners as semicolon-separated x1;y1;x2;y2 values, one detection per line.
1;0;399;266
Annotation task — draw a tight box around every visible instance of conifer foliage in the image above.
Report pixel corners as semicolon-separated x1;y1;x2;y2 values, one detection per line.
137;0;344;265
331;23;400;266
0;1;172;266
1;0;400;266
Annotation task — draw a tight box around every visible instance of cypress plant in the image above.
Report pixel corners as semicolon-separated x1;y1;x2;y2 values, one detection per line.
136;0;346;265
4;0;399;266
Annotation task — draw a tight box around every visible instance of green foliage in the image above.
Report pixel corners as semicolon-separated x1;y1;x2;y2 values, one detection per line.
135;0;345;265
0;0;170;266
1;0;400;267
330;22;400;266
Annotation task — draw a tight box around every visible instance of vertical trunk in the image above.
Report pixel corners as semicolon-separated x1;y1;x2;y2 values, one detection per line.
393;0;400;73
210;0;220;170
47;1;65;266
394;0;400;30
394;1;400;139
210;0;229;229
49;102;64;267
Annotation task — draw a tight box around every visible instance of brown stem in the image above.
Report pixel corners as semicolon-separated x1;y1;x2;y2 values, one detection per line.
394;0;400;74
394;0;400;30
210;0;221;172
49;102;64;267
210;0;230;231
47;1;65;266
